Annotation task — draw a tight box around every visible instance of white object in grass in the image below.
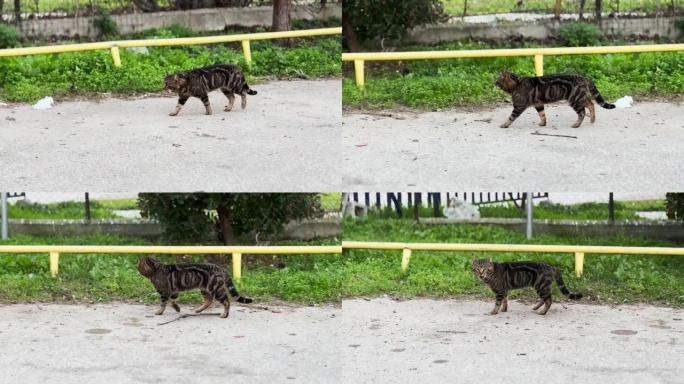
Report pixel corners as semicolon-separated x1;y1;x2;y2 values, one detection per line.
33;97;54;110
443;197;480;219
614;96;633;108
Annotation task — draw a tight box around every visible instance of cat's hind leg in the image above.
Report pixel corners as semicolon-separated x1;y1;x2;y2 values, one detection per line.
500;297;508;312
213;288;230;318
170;293;181;313
586;98;596;123
531;300;544;311
538;298;553;315
570;95;587;128
535;105;546;126
240;92;247;110
534;277;553;315
221;88;235;112
500;105;527;128
193;290;213;313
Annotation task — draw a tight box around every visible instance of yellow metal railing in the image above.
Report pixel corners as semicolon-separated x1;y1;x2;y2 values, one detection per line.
0;245;342;279
342;43;684;88
342;241;684;277
4;241;681;279
0;27;342;67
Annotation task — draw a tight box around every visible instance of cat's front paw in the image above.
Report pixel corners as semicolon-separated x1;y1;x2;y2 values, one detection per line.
171;303;181;313
169;111;178;116
499;122;511;128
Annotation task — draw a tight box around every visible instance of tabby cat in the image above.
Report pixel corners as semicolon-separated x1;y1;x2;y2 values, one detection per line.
137;257;252;318
495;69;615;128
163;64;258;116
471;259;582;316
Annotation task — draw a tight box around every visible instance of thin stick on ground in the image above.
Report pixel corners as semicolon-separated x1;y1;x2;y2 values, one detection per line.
157;313;220;326
531;131;578;139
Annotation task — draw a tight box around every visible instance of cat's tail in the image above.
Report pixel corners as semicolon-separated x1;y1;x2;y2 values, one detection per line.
553;268;583;300
225;274;253;303
588;81;615;109
244;84;257;96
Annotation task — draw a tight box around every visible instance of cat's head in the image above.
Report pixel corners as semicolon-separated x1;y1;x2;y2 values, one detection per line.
495;69;520;92
163;74;187;92
471;258;495;281
137;257;162;277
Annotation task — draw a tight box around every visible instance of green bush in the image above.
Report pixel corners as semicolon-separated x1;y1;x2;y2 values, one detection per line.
559;22;601;47
666;193;684;220
93;9;119;37
0;32;340;102
343;40;684;109
0;24;20;49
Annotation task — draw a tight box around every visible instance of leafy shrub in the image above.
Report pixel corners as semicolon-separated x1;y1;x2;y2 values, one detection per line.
0;35;340;102
93;9;119;37
0;24;20;49
666;193;684;220
559;22;601;47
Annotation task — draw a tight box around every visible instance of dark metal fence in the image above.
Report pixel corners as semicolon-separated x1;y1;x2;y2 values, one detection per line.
348;192;549;218
444;0;684;18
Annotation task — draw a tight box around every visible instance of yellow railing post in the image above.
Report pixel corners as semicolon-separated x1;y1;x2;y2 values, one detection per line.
110;45;121;67
534;54;543;76
401;248;412;271
354;59;365;89
574;252;584;277
49;252;59;277
232;252;242;280
241;40;252;66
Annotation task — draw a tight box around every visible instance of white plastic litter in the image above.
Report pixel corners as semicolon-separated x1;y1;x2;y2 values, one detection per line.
32;96;54;110
0;102;8;107
614;95;633;108
127;46;149;55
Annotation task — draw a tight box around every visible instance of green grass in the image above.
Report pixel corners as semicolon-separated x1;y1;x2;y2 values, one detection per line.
3;0;174;14
479;201;652;220
321;193;342;211
342;218;684;306
0;234;342;304
442;0;675;16
343;41;684;110
95;198;139;211
366;200;666;220
9;200;121;220
3;217;681;306
0;26;341;103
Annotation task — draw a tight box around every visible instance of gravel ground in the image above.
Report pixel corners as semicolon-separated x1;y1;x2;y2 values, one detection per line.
343;102;684;190
0;79;341;192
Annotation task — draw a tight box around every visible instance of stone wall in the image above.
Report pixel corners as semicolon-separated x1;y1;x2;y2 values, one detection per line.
19;4;341;39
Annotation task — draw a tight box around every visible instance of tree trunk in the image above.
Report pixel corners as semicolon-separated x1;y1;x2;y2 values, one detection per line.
13;0;20;26
272;0;291;46
595;0;602;25
579;0;586;20
0;1;5;22
342;9;360;52
554;0;561;19
213;204;237;266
